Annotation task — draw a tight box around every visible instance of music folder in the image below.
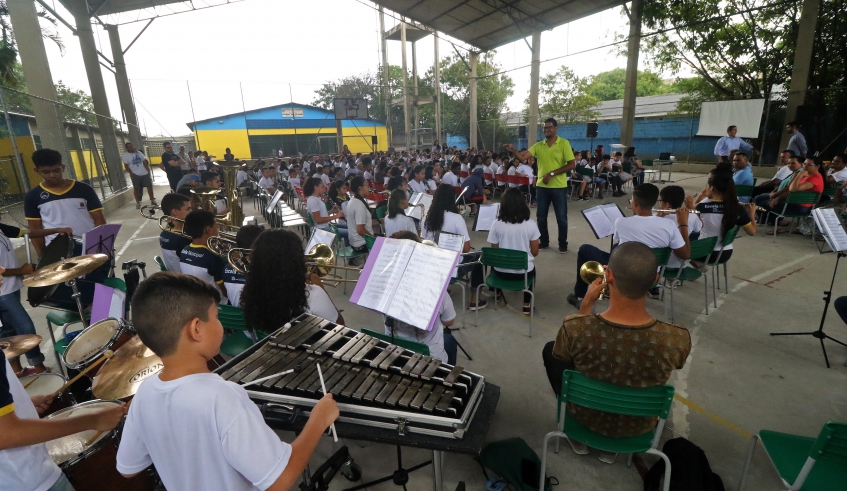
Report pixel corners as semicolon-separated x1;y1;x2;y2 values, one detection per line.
473;203;500;231
404;193;433;221
582;203;625;239
812;208;847;252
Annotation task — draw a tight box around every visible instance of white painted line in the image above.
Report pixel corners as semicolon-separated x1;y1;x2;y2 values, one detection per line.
115;221;148;262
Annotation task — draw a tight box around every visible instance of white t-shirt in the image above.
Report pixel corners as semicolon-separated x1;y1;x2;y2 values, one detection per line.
486;219;541;273
307;196;330;230
258;177;275;192
236;170;249;186
384;214;417;237
346;198;373;248
306;284;338;321
658;214;703;268
0;226;23;295
442;172;459;187
289;176;301;188
613;215;686;250
516;164;534;181
408;179;427;194
116;373;291;491
829;167;847;184
421;211;470;243
122;151;149;176
363;171;373;181
383;298;456;363
773;165;793;182
320;174;332;186
1;359;63;491
426;179;438;192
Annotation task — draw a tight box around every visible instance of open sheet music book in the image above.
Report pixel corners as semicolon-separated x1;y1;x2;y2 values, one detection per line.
812;208;847;252
473;203;500;231
351;237;460;331
404;193;433;221
582;203;625;239
305;228;336;252
266;190;284;214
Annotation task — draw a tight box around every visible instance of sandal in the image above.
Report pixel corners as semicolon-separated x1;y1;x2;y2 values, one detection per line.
522;305;532;316
567;439;590;455
598;452;618;464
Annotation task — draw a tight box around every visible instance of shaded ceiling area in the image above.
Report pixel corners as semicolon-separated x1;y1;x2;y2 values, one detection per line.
370;0;629;52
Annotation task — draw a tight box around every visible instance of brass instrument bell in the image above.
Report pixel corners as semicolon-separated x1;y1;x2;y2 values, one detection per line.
579;261;609;300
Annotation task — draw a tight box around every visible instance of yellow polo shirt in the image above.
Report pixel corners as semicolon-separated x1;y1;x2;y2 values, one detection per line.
529;136;576;188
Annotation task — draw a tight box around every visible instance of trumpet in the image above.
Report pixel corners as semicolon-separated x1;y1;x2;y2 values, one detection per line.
579;261;609;301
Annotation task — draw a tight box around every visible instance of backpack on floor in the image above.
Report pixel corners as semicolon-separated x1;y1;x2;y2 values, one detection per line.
644;438;725;491
477;437;556;491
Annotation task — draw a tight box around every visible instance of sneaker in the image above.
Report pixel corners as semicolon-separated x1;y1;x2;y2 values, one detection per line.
579;196;589;201
613;191;625;197
468;299;488;311
567;293;582;309
597;193;604;199
150;199;158;206
648;286;661;299
135;202;142;209
522;305;532;316
539;244;550;250
558;246;568;254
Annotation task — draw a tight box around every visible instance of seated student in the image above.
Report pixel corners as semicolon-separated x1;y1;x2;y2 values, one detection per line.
825;153;847;187
384;189;418;237
567;184;691;308
513;158;535;195
757;156;824;226
408;165;428;194
441;162;460;187
542;242;691;464
176;169;201;190
200;171;230;216
462;163;489;206
576;157;607;200
304;177;346;236
486;188;540;315
116;272;339;490
346;176;375;254
177;186;202;211
288;165;302;188
424;166;439;193
691;174;758;266
241;230;344;326
159;193;193;273
223;225;264;307
179;210;227;298
386;166;402;186
327;180;349;218
383;231;458;364
258;168;277;193
422;184;487;311
656;185;703;268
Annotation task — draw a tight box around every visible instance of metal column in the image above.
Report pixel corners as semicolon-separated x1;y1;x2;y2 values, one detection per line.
412;41;420;147
780;0;821;151
379;7;391;146
105;24;143;150
620;0;643;147
6;0;70;170
469;52;479;149
433;32;442;146
401;23;411;151
528;31;541;148
69;0;126;190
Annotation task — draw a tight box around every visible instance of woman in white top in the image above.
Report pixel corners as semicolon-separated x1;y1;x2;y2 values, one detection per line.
384;189;418;237
486;188;540;315
424;166;438;192
346;176;375;252
421;184;487;310
408;165;428;194
241;229;343;331
304;177;346;238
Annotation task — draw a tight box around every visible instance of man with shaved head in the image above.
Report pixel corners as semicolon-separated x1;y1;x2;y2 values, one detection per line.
542;241;691;463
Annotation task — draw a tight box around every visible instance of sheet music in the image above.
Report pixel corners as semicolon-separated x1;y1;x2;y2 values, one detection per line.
436;231;465;252
266;190;283;214
813;208;847;252
582;206;615;239
600;203;625;223
404;193;433;220
474;203;500;231
418;194;433;221
356;239;416;313
385;245;457;330
305;228;336;252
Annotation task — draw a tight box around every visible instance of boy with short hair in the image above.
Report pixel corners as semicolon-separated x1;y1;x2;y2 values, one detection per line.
159;193;193;273
117;272;338;490
180;210;227;298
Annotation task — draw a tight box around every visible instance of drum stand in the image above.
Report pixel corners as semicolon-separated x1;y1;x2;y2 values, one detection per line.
66;278;89;329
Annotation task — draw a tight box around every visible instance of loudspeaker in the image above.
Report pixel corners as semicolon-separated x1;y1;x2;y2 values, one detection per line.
586;122;599;138
371;135;378;145
519;125;527;138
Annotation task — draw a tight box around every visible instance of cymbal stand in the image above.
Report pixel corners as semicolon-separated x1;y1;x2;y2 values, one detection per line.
65;277;89;329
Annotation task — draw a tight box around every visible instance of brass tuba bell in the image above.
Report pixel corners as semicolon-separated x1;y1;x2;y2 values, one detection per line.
579;261;609;300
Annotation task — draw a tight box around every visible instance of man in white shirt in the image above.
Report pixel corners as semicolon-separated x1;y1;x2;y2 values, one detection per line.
567;183;691;308
753;149;796;195
826;154;847;187
442;162;460;187
714;125;754;163
122;142;157;209
236;164;251;187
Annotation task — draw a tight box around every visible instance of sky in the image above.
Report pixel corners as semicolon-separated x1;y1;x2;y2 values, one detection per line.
34;0;647;137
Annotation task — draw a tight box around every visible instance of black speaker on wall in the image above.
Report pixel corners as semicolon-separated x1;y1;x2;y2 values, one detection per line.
518;125;527;138
372;135;378;145
586;122;599;138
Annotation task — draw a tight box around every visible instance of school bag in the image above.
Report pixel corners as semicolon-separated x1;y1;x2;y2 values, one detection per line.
643;438;725;491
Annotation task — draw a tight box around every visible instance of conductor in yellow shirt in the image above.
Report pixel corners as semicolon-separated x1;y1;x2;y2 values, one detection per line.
505;117;576;253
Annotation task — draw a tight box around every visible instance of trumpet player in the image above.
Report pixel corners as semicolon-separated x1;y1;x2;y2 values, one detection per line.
158;194;193;273
222;225;264;308
567;184;691;310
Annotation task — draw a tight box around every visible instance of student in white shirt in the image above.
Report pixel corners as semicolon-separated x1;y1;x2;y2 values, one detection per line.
346;176;375;252
288;165;302;188
117;272;339;491
422;184;487;310
424;166;439;192
304;177;345;237
486;188;540;315
201;171;230;215
442;162;460;187
320;165;332;186
258;168;277;193
383;230;458;364
691;173;757;266
384;189;418;237
657;185;703;268
515;160;535;193
568;183;692;308
408;165;428;194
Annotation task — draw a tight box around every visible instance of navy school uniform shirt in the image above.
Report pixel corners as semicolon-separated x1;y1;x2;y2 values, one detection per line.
223;264;245;307
179;243;226;290
159;231;192;273
24;181;102;245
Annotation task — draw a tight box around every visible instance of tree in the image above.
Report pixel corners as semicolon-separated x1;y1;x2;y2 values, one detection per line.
586;68;668;101
0;1;64;87
3;62;96;124
528;66;598;124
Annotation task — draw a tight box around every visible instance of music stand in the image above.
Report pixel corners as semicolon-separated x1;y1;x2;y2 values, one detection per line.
84;224;121;277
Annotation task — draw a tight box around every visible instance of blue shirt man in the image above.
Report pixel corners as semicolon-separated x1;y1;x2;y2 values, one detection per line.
714;126;754;162
732;153;754;202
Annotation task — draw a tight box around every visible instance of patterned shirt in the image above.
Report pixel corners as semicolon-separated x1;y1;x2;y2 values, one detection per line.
552;314;691;437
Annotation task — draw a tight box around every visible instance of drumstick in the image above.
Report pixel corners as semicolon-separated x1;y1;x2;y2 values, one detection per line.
84;398;132;447
240;366;302;388
51;350;114;398
315;363;338;443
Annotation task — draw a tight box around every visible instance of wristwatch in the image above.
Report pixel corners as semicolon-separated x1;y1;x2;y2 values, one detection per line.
548;171;555;177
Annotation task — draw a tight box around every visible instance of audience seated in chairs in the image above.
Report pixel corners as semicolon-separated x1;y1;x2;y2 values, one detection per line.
754;155;824;228
542;241;692;464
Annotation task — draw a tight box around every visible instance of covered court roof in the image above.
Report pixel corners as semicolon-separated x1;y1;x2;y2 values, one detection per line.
371;0;628;52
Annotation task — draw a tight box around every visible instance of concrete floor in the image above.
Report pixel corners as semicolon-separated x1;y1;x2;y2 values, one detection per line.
12;170;847;490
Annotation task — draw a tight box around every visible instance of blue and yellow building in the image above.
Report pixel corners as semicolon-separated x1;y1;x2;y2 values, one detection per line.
187;103;389;159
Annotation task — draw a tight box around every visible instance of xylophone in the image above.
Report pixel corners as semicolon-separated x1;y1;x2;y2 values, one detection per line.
215;314;485;439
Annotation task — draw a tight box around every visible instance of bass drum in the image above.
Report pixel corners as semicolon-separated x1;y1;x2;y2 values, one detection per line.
26;233;74;307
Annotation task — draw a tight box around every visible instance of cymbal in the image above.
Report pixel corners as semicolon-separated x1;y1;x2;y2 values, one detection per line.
23;254;110;287
91;335;163;400
1;334;43;359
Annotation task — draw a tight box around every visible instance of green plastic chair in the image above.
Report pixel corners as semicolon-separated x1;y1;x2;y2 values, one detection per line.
541;370;676;491
328;223;368;294
661;236;719;322
738;421;847;491
651;247;672;320
736;185;755;203
475;247;535;337
364;234;376;251
822;185;839;199
154;255;167;271
767;191;820;242
217;305;259;357
361;328;430;356
572;167;596;200
712;226;740;294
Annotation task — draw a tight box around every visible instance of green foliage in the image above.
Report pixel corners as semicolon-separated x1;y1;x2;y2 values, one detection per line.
3;63;97;124
528;65;598;124
586;68;669;101
0;2;64;87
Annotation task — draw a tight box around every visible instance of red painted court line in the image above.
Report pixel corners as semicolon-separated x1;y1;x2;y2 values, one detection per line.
763;267;805;287
731;276;773;288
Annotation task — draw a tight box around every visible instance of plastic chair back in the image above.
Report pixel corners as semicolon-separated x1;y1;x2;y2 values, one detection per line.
560;370;674;419
480;247;529;271
103;277;127;292
515;176;531;186
460;171;469;179
483;173;494;181
622;162;633;173
218;304;248;331
735;185;755;200
361;328;431;356
375;206;388;220
651;247;671;267
364;235;376;251
785;191;820;205
811;421;847;464
577;167;595;177
688;236;720;260
722;225;741;248
154;255;168;271
495;174;508;185
822;186;840;198
642;159;654;168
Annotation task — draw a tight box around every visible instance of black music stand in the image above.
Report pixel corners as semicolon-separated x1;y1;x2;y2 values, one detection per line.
770;252;847;368
343;445;432;491
300;446;351;491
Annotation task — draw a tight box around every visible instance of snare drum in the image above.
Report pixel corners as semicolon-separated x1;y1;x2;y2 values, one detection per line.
45;400;154;491
62;318;132;375
19;372;74;417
